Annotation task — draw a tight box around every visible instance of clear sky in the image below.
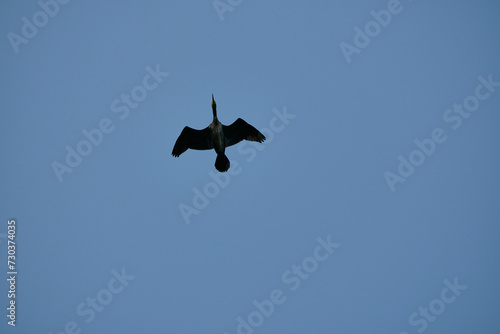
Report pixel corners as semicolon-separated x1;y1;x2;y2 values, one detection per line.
1;0;499;333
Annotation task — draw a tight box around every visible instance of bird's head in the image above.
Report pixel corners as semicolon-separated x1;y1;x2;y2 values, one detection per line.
211;94;217;118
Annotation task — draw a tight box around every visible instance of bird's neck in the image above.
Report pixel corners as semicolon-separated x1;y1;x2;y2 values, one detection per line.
212;107;217;121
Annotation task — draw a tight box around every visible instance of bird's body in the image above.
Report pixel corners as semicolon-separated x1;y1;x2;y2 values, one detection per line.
210;121;224;154
172;95;266;172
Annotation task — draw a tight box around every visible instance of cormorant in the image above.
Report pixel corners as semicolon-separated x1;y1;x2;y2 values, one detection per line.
172;95;266;172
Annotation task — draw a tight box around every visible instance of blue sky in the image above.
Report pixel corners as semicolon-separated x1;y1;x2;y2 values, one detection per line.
1;0;499;333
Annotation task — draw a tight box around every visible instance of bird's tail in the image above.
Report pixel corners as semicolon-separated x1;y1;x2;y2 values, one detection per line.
215;153;230;172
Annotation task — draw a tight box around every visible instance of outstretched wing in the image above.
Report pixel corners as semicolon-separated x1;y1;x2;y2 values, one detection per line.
172;126;213;157
223;118;266;147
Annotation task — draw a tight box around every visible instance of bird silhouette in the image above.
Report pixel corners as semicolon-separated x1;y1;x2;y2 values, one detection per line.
172;95;266;172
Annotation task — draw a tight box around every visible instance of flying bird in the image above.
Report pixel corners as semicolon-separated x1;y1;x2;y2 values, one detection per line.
172;95;266;172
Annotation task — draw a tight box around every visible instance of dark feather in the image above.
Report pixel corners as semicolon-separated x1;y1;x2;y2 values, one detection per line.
223;118;266;147
172;126;213;157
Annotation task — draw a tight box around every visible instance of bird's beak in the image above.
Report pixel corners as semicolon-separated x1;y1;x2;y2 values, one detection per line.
212;94;215;105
